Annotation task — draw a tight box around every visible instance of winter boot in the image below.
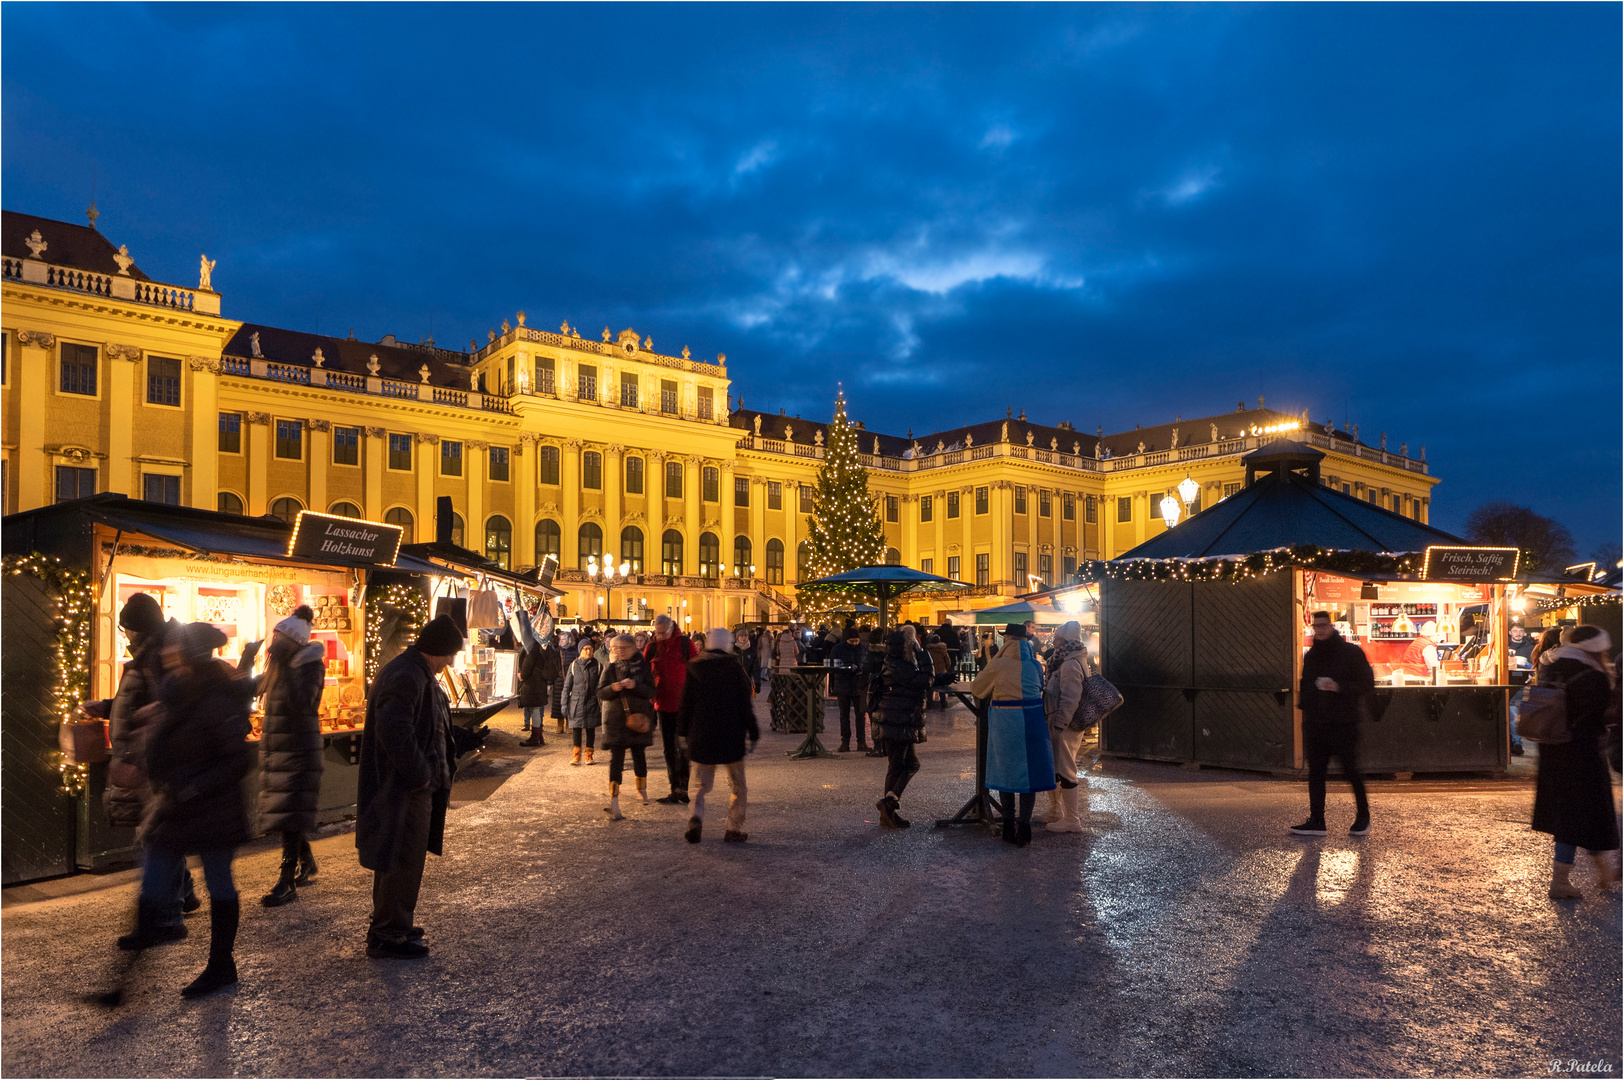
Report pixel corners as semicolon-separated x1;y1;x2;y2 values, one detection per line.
295;839;318;887
117;899;189;951
636;776;649;805
570;746;582;766
685;816;703;844
1591;850;1621;889
838;740;850;753
1001;812;1017;845
1048;787;1083;833
605;782;623;821
261;860;298;907
876;794;910;829
555;717;567;734
584;747;595;766
181;871;201;914
1038;790;1061;824
1015;821;1033;848
1550;859;1583;900
521;729;545;747
180;898;239;999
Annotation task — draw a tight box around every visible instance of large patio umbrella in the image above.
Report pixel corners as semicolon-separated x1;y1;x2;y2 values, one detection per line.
967;599;1069;626
798;565;963;629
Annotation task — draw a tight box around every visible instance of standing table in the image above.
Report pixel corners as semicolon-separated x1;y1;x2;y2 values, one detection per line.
933;685;1003;832
781;665;837;759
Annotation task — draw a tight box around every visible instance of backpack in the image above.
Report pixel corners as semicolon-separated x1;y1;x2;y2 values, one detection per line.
1518;675;1571;745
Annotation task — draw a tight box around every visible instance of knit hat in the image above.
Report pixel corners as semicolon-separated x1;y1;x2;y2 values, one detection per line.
706;627;734;652
1561;625;1612;654
1003;622;1027;639
177;621;228;665
275;614;312;646
414;613;465;656
1054;620;1081;643
118;592;165;635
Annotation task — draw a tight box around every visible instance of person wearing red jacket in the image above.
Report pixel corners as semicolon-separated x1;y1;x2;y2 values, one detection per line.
644;614;696;803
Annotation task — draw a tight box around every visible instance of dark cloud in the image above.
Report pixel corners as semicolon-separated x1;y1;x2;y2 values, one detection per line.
3;4;1617;549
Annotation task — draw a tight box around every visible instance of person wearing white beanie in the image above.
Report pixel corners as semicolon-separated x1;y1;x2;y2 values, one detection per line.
1040;621;1092;833
1532;624;1620;899
255;606;325;907
678;628;760;843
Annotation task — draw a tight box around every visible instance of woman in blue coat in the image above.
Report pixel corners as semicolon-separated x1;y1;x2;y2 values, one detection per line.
970;623;1056;847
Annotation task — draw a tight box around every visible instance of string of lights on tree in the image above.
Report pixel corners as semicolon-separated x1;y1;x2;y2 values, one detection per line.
800;392;888;615
364;581;430;684
1075;546;1426;584
4;554;95;796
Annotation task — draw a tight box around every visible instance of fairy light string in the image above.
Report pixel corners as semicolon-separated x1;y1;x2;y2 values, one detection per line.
801;392;888;617
364;580;429;684
4;553;94;795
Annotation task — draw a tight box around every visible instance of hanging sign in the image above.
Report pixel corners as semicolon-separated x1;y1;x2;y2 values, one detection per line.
288;511;403;566
1421;546;1519;582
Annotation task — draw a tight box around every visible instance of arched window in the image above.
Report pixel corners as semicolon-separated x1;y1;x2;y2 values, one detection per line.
698;532;721;579
329;501;362;519
535;519;561;562
385;506;414;544
450;513;465;549
796;540;812;582
485;515;512;570
885;547;901;566
217;492;244;516
620;526;644;573
578;522;603;570
662;530;684;575
733;535;752;577
269;496;303;523
765;538;785;585
538;445;560;485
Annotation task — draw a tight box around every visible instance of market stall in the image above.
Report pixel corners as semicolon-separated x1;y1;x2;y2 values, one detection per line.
1;495;439;882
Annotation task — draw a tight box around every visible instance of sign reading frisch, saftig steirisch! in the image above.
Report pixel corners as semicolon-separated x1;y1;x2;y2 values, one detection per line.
287;510;403;566
1421;545;1520;582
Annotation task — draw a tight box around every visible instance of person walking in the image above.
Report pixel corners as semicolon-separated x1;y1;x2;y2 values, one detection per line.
562;642;602;765
599;633;657;820
256;610;326;907
871;626;933;829
828;626;870;752
644;615;696;804
1039;620;1092;833
1532;625;1621;899
971;623;1055;847
134;622;257;998
679;628;761;843
357;614;462;960
1291;610;1374;836
517;633;562;748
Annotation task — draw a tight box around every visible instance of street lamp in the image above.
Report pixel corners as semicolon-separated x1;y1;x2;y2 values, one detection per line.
586;555;632;623
1177;474;1200;511
1159;494;1182;529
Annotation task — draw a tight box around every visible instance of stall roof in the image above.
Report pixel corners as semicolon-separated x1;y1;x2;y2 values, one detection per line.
3;494;445;575
399;542;563;597
1118;440;1463;560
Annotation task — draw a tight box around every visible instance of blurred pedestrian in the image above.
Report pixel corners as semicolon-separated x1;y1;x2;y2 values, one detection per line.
562;642;602;765
518;633;562;748
925;632;952;709
679;628;760;843
871;627;933;828
971;623;1055;847
829;626;869;752
1533;625;1621;899
357;614;462;960
644;615;695;803
864;626;888;757
599;633;657;819
1291;610;1374;837
1040;620;1090;834
255;609;325;907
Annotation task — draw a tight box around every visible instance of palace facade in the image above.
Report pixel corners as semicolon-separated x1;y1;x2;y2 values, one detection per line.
1;210;1441;624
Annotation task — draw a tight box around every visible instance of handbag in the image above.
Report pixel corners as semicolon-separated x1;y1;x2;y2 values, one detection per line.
1518;680;1572;744
60;716;110;764
620;695;652;735
1072;673;1124;731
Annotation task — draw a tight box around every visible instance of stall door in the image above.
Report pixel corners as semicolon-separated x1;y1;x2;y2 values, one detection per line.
1190;575;1296;771
2;573;77;884
1100;580;1193;762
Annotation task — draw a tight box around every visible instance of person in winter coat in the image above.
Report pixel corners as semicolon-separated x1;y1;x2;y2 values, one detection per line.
644;615;696;804
925;633;952;709
83;593;200;927
562;643;602;765
1532;625;1621;899
517;634;563;747
678;628;761;843
870;626;934;828
863;627;889;757
828;627;869;752
1040;620;1091;834
1291;611;1375;837
122;621;256;999
357;614;462;960
255;609;326;907
971;624;1056;847
599;634;657;820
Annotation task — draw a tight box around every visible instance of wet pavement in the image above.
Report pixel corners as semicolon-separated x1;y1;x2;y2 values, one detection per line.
3;696;1619;1078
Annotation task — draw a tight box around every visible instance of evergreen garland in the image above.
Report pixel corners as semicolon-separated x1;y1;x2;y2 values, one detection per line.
3;554;95;795
1076;545;1426;584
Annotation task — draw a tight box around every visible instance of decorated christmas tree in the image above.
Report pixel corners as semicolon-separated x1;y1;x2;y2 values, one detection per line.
804;392;888;587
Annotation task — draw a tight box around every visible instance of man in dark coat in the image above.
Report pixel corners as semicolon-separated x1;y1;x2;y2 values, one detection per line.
828;627;869;753
678;628;761;843
357;614;462;959
644;614;695;804
1291;610;1375;837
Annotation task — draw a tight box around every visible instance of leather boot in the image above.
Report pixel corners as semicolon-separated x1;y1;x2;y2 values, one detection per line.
1591;851;1621;888
117;898;188;951
1047;787;1083;833
520;730;545;747
570;746;582;766
605;782;623;820
181;898;239;998
584;747;595;765
181;871;201;914
1550;859;1583;900
261;860;298;907
295;839;318;886
1038;790;1061;824
636;775;649;805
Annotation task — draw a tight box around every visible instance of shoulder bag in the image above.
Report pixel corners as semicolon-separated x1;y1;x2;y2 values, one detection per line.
1518;675;1571;745
1073;672;1124;731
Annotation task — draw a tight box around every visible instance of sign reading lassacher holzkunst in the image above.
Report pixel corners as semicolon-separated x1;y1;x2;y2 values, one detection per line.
287;511;403;566
1421;546;1520;582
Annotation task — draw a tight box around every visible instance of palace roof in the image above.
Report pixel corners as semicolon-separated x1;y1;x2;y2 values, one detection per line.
2;210;155;282
223;323;473;389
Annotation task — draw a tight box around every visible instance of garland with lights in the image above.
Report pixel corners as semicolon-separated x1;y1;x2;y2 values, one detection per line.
1077;546;1426;584
1531;593;1622;614
364;580;430;684
801;393;889;615
3;554;95;795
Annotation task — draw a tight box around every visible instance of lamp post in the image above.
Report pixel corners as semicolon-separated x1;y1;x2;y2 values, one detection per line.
1159;494;1182;529
1177;474;1200;513
586;555;632;624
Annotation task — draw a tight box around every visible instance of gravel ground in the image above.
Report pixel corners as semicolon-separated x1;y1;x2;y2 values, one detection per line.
2;697;1619;1079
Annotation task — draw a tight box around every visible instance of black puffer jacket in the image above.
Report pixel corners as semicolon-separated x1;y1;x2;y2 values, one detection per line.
677;651;760;764
256;641;326;833
1532;657;1621;852
517;643;561;708
596;652;657;750
827;640;868;696
143;659;256;853
869;632;932;743
100;619;181;828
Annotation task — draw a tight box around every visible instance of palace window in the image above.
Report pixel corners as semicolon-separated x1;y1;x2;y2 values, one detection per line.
799;485;814;513
440;440;463;477
275;420;303;460
60;343;97;396
1085;495;1097;523
578;522;603;570
334;426;360;466
886;495;898;522
735;476;750;507
56;466;94;503
219;412;242;454
661;378;679;415
1063;556;1077;581
920;496;933;523
975;487;989;515
1039;490;1051;517
734;535;752;576
947;555;961;581
388;435;413;471
796;541;812;581
387;507;415;544
765;538;784;584
665;460;683;498
330;502;361;518
976;553;990;586
218;492;244;515
661;530;684;574
1014;552;1028;580
1063;493;1075;520
886;547;901;566
620;374;638;409
946;492;960;519
449;513;465;548
1225;482;1242;499
625;456;644;494
582;451;603;489
269;496;303;523
1039;553;1053;581
485;517;512;569
621;527;644;573
143;474;180;505
921;558;934;575
535;519;561;561
538;445;560;485
768;481;782;510
697;386;714;421
702;466;719;502
578;364;597;402
489;446;509;482
147;357;180;406
1117;496;1132;522
535;356;555;395
698;532;721;578
1014;486;1027;514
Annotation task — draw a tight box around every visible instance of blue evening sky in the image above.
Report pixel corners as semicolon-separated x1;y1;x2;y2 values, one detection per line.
3;4;1618;551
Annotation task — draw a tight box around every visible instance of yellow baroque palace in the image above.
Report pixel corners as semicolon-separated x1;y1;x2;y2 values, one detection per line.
2;210;1440;625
